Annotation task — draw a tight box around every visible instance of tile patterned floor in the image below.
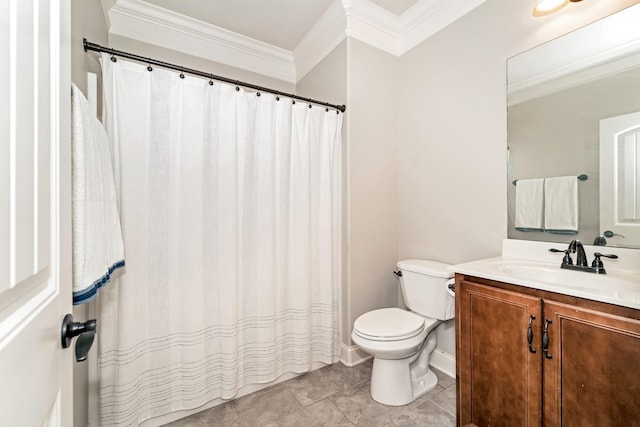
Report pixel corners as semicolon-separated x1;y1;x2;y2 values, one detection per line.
164;360;457;427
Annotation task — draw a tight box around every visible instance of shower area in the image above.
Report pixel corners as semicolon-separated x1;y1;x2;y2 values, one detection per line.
84;45;344;426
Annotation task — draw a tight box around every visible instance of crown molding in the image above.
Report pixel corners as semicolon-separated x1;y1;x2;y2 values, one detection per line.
339;0;486;56
508;48;640;106
398;0;487;55
342;0;400;55
508;4;640;105
102;0;486;84
294;1;347;81
101;0;117;27
105;0;296;83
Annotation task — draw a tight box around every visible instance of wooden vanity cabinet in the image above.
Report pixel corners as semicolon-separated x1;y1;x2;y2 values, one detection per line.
543;300;640;427
455;274;640;427
456;279;542;427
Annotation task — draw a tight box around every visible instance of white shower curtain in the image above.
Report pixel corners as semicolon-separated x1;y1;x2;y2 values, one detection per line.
98;54;342;426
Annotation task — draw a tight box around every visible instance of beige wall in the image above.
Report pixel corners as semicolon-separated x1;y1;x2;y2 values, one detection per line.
293;40;346;106
71;0;107;113
397;0;639;356
344;38;399;345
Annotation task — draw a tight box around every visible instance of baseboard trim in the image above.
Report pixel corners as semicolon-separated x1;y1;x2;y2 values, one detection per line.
340;343;372;367
430;349;456;379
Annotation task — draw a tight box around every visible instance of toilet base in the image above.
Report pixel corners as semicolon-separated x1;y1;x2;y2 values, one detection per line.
369;333;439;406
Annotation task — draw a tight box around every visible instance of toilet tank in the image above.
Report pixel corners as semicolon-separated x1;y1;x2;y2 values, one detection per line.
396;259;454;320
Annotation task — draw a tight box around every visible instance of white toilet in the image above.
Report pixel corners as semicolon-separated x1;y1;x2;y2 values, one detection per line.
351;259;455;406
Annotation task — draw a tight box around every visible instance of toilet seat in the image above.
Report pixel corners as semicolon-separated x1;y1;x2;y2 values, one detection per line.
353;308;427;342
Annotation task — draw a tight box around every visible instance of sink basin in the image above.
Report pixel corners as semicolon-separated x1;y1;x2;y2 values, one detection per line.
449;240;640;310
486;259;640;292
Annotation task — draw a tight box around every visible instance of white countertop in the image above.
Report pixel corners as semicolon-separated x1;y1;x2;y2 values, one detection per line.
449;240;640;310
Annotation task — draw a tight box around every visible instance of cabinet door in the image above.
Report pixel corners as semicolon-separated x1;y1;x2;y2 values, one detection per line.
543;301;640;427
457;280;542;427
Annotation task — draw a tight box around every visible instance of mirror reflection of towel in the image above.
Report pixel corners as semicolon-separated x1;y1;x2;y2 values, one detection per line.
544;176;578;234
515;178;544;231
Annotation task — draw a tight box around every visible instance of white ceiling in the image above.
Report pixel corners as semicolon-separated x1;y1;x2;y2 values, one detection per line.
142;0;336;50
369;0;420;16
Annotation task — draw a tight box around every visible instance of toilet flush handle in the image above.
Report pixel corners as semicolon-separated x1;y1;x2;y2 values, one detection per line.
446;279;455;297
393;270;402;278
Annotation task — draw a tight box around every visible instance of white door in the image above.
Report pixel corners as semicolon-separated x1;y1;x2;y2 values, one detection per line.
600;111;640;247
0;0;72;426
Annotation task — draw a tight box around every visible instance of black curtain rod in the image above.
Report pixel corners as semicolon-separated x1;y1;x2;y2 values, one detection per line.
83;38;346;113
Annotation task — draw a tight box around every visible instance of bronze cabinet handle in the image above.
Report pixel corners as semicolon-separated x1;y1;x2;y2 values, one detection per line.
543;319;553;359
527;315;537;354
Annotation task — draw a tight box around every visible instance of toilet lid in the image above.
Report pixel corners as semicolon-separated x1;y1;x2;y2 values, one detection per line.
353;308;425;341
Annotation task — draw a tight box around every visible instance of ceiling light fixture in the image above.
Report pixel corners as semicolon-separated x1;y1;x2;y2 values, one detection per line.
533;0;582;17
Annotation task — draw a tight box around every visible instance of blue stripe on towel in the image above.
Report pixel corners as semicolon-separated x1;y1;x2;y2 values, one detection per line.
545;229;578;235
73;259;125;305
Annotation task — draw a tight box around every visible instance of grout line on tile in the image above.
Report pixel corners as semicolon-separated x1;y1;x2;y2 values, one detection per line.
428;396;456;417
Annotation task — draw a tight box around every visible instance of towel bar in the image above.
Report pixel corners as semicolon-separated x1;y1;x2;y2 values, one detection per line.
513;174;587;186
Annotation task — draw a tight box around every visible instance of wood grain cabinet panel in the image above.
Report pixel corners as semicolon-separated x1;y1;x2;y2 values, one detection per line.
456;274;640;427
457;280;542;427
543;301;640;427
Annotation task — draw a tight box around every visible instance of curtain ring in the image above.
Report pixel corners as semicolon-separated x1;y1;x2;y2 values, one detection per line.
209;79;214;86
110;54;117;62
147;63;152;72
256;91;261;97
179;69;185;79
308;104;312;109
292;99;296;105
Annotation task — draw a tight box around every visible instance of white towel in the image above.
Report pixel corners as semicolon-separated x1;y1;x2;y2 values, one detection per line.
544;176;578;234
71;83;125;304
515;178;544;231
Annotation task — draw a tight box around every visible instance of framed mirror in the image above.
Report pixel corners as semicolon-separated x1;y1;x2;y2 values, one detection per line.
507;3;640;249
